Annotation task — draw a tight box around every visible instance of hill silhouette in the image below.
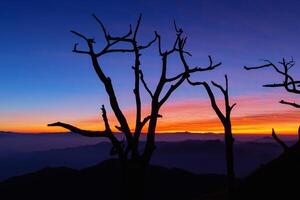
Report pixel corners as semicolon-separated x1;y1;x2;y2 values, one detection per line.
197;142;300;199
1;137;299;200
0;159;226;200
2;141;300;200
0;139;283;181
234;142;300;199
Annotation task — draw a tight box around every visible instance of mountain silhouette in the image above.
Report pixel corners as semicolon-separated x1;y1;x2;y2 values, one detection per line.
198;142;300;199
0;159;226;200
235;142;300;199
0;140;283;181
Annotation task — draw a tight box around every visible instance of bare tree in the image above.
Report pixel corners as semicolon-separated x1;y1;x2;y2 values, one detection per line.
188;75;236;198
245;58;300;150
244;58;300;108
48;15;221;200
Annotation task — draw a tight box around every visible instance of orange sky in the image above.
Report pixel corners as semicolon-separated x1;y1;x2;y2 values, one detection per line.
1;93;299;135
1;0;300;137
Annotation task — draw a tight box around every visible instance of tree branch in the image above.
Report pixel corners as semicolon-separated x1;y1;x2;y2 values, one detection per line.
140;114;162;132
138;34;158;50
245;58;300;108
92;14;109;41
244;63;273;71
72;43;91;54
279;100;300;108
70;30;93;43
230;103;237;111
133;14;142;40
188;75;236;125
139;69;153;98
263;81;300;88
272;128;288;152
159;55;221;107
47;122;107;137
101;105;111;132
211;80;226;95
187;78;225;123
159;75;186;107
48;105;126;158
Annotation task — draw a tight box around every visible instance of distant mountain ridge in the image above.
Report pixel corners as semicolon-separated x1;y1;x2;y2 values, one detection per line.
0;159;226;200
0;131;18;135
2;141;300;200
0;139;284;181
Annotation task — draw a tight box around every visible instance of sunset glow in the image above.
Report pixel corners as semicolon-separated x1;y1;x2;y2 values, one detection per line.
2;2;300;199
2;94;299;134
0;1;299;135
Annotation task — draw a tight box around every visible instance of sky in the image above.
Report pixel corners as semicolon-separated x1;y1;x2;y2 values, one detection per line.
0;0;299;134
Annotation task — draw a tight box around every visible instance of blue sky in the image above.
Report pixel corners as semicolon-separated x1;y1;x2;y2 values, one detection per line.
0;0;299;133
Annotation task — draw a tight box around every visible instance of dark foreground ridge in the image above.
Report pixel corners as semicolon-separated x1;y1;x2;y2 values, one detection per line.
235;142;300;199
0;159;226;200
199;142;300;199
1;141;300;200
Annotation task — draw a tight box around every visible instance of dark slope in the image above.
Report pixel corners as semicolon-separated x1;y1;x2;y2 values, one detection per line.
199;142;300;200
0;159;226;200
234;142;300;199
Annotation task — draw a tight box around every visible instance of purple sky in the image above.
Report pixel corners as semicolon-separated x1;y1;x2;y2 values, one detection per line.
0;0;299;133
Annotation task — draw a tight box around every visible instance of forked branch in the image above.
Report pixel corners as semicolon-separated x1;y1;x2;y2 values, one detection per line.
272;128;288;152
244;58;300;108
143;23;221;161
48;105;125;158
187;75;236;123
48;105;111;137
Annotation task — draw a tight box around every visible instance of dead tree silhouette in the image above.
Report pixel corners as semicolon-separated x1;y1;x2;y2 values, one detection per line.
245;58;300;150
244;58;300;108
188;75;236;199
48;14;221;200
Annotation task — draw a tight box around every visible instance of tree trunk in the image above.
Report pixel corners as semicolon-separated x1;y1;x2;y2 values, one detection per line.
224;126;235;199
144;106;159;162
121;159;148;200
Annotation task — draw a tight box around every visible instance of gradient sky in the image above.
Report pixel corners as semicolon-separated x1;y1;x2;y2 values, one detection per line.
0;0;299;134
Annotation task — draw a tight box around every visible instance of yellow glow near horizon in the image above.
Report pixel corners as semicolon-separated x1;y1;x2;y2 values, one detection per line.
1;95;299;135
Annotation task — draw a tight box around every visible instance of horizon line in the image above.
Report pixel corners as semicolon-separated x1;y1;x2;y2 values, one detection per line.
1;130;298;136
